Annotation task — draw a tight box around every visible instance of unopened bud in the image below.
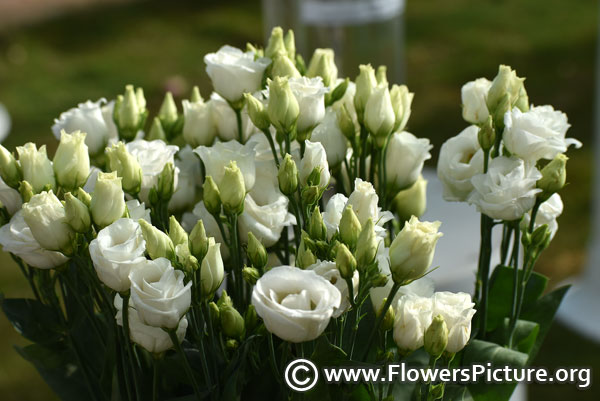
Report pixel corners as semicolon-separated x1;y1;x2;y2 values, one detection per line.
297;238;317;269
157;162;175;201
64;192;91;233
336;104;356;140
203;176;221;215
245;304;259;332
219;161;246;215
247;232;267;270
244;93;270;131
147;117;167;141
306;48;337;87
336;243;356;279
537;154;567;201
376;65;388;86
265;26;286;59
19;181;34;203
478;116;495;152
271;54;300;78
168;216;188;246
267;77;299;134
242;266;260;286
377;298;395;332
308;208;327;241
354;64;377;123
424;315;448;359
220;305;245;339
189;219;209;261
0;145;21;188
138;219;175;261
339;205;361;249
106;142;142;194
158;92;180;136
355;218;378;267
392;176;427;223
278;154;298;195
301;185;320;205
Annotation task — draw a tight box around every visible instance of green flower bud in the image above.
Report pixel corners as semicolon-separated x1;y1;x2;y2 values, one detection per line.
244;93;270;131
531;224;551;251
377;297;395;332
376;65;388;86
278;154;298;195
392;176;428;223
203;176;221;215
537;154;567;201
0;145;21;188
175;243;198;273
201;237;224;297
308;208;327;241
365;85;395;147
424;315;448;359
267;76;299;134
190;86;203;103
209;301;220;328
493;93;511;130
219;161;246;215
91;172;126;227
19;181;33;203
146;117;167;141
189;219;209;261
158;91;179;133
486;65;525;122
245;304;259;333
297;238;317;269
336;243;356;279
355;218;378;267
220;305;245;339
271;54;301;78
106;141;142;194
138;219;175;261
168;216;188;246
117;85;144;140
390;84;414;133
247;232;268;270
306;166;323;187
339;205;361;249
301;185;320;205
283;29;296;60
306;48;338;87
336;103;357;140
371;273;388;288
16;143;56;193
64;192;91;233
136;87;147;111
265;26;287;59
242;266;260;286
225;339;239;350
328;78;349;105
157;162;175;201
515;84;530;112
217;290;233;308
75;187;92;207
295;54;307;75
477;115;495;152
354;64;377;123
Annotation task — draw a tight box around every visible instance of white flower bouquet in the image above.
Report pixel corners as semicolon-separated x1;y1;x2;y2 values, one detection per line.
0;27;581;401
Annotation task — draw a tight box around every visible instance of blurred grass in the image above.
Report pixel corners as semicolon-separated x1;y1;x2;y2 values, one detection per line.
0;0;597;399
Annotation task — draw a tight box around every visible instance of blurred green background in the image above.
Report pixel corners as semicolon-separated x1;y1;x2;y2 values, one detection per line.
0;0;597;399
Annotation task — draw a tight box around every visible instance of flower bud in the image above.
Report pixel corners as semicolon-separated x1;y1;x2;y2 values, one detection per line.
265;26;286;59
242;266;260;286
284;29;296;60
377;298;395;332
75;187;91;207
492;93;511;130
515;84;530;112
168;216;188;246
371;273;388;288
16;143;56;193
64;192;91;233
138;219;175;261
336;104;357;140
247;232;267;270
389;216;442;285
477;115;495;152
106;142;142;194
209;301;220;328
355;218;378;267
271;54;300;78
306;167;323;187
537;154;567;201
328;78;349;105
354;64;377;123
339;205;361;249
219;161;246;215
0;145;21;188
297;237;317;269
278;153;298;196
157;162;175;201
301;185;320;205
117;85;145;140
392;176;427;223
308;208;327;241
486;65;525;120
336;243;356;279
306;48;337;87
220;305;245;339
424;315;448;359
147;117;167;141
245;304;259;332
201;237;224;297
365;85;395;147
203;176;221;215
218;290;233;308
158;91;181;137
376;65;388;86
19;181;34;203
244;93;270;131
136;87;147;111
90;172;126;227
390;84;414;132
267;77;299;134
189;219;209;261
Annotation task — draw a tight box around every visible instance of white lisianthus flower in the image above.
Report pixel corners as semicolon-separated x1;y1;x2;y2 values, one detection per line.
90;171;126;228
437;126;485;202
115;294;187;353
393;294;434;352
251;266;341;343
432;292;476;353
0;211;68;268
89;218;146;292
347;178;394;228
126;199;151;223
210;93;258;142
299;140;330;188
182;98;217;147
52;99;118;155
461;78;492;124
169;146;201;212
125;139;180;203
83;166;101;194
16;143;56;193
468;156;542;221
503;105;582;162
0;177;22;215
53;130;90;190
522;193;563;239
307;260;358;318
239;194;296;247
310;107;348;166
195;139;257;190
288;76;328;134
129;257;192;329
385;131;432;191
21;190;74;253
204;45;271;103
322;193;348;240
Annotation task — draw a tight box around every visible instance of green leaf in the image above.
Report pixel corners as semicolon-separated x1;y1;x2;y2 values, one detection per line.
310;336;348;366
488;319;539;354
1;297;63;345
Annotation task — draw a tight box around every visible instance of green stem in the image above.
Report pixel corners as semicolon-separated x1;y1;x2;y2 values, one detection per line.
262;128;280;167
169;330;203;400
476;214;493;339
121;294;142;401
361;283;401;361
235;107;243;143
421;356;438;401
152;358;159;401
359;125;369;179
507;221;521;347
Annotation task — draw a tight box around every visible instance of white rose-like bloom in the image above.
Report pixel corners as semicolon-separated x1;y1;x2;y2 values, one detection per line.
52;99;118;155
89;218;146;292
503;105;582;162
322;193;348;240
385;131;432;191
210;93;258;142
21;191;73;253
195;139;256;190
125;139;180;203
0;177;22;215
129;257;192;329
288;76;328;134
437;126;485;202
461;78;492;124
308;260;358;318
299;140;330;188
310;107;348;166
204;45;271;103
182;99;216;147
115;294;187;353
169;146;201;212
522;193;563;239
16;143;56;193
252;266;341;343
393;294;434;352
0;211;68;268
432;292;476;353
347;178;394;228
126;199;151;223
468;156;542;221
